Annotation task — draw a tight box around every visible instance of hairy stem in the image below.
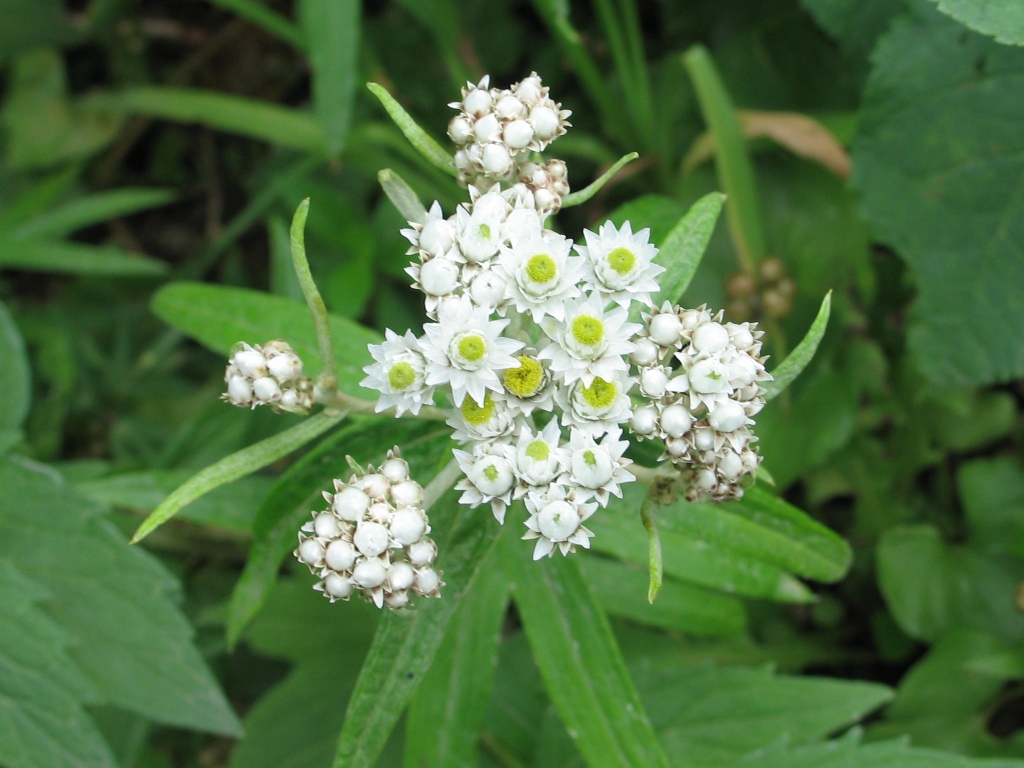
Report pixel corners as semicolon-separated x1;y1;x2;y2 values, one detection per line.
289;198;338;392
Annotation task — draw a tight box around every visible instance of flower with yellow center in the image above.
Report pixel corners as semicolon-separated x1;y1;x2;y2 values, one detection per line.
576;220;664;309
538;293;641;386
497;229;582;321
555;370;635;436
361;329;436;416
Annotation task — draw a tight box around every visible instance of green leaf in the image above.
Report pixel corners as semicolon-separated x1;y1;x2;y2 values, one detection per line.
404;549;510;768
502;537;671;768
632;664;891;766
0;239;168;276
0;298;30;431
852;4;1024;386
684;46;767;268
332;486;501;768
207;0;305;49
0;458;240;737
589;485;816;603
800;0;906;60
0;560;116;768
0;0;79;64
299;0;360;159
378;168;427;224
958;457;1024;556
366;83;456;176
605;195;687;248
132;410;344;543
647;192;727;314
931;0;1024;45
8;188;174;240
151;281;381;395
877;525;1024;642
227;419;449;646
762;291;832;401
86;87;325;152
561;152;639;208
577;556;747;636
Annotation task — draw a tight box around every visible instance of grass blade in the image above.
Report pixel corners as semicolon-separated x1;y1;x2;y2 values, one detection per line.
207;0;305;49
10;188;174;240
0;240;167;276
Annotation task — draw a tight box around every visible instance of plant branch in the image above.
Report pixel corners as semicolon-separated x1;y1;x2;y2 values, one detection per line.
289;198;338;392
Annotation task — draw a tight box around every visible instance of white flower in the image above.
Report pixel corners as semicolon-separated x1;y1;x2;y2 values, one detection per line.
538;294;639;386
522;485;597;559
512;420;567;492
445;391;520;444
500;352;556;416
497;229;582;321
577;221;664;308
401;201;455;260
361;329;436;416
564;426;634;506
454;188;508;263
454;445;517;523
419;297;523;407
555;371;635;436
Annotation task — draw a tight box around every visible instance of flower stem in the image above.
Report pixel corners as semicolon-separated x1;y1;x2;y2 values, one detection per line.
290;198;338;392
315;388;449;422
423;456;464;511
640;491;664;604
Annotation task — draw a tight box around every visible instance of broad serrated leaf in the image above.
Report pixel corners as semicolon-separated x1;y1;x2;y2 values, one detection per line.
0;298;30;431
502;536;671;768
227;419;449;645
0;458;240;736
0;560;115;768
404;546;510;768
151;281;381;395
332;485;501;768
630;664;891;766
86;87;325;152
931;0;1024;45
578;556;747;636
852;3;1024;387
762;291;832;401
299;0;360;158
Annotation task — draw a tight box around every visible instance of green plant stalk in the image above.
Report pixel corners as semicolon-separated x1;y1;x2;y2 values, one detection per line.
289;198;338;393
132;409;346;543
562;152;639;208
640;492;663;603
683;46;767;274
422;456;465;511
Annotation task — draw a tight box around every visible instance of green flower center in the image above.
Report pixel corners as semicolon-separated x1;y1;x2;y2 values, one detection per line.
503;355;545;398
607;246;636;275
461;393;495;426
478;223;492;240
525;253;557;284
456;334;487;362
580;378;617;409
482;464;500;481
571;315;604;347
583;449;598;466
525;440;550;461
387;361;417;391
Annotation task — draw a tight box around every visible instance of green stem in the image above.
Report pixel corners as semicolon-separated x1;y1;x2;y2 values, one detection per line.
423;456;464;511
640;491;664;604
315;388;449;422
289;198;338;392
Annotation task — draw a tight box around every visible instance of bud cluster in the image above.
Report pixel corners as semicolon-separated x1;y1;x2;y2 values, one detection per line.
223;340;314;414
628;304;771;501
293;449;441;609
448;73;572;211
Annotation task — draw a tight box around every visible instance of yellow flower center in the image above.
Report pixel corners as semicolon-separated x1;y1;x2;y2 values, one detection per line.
607;246;636;275
571;315;604;347
525;253;557;284
580;378;618;409
387;361;417;391
583;449;598;466
525;440;550;461
483;464;500;482
503;355;545;398
456;333;487;362
461;392;495;426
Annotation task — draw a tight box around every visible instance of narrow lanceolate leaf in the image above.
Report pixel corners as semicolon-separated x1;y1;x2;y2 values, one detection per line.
0;298;30;431
207;0;305;49
762;291;832;401
132;410;344;543
645;191;726;316
561;152;639;208
378;169;427;225
227;419;448;646
0;240;167;276
85;88;325;152
404;546;511;768
151;281;381;396
299;0;360;159
503;536;672;768
684;45;767;269
366;83;456;176
332;489;501;768
9;188;174;240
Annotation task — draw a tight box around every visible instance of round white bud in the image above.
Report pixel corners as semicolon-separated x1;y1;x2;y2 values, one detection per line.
692;322;730;353
233;349;267;378
639;367;669;398
353;521;390;557
391;479;424;507
728;324;755;350
481;143;513;175
694;428;716;451
516;77;543;104
688;358;731;394
298;537;324;566
503;119;534;150
313;512;341;539
530;105;560;141
323;573;354;599
462;88;492;117
469;456;515;497
380;457;409;484
414;568;441;595
718;451;744;481
537;500;580;541
387;561;416;591
325;539;357;572
418;218;454;256
267;353;302;382
495;94;526;119
547;160;567;180
473;113;501;142
352;558;387;589
252;376;281;402
227;375;253;404
649;313;683;347
665;437;689;457
333;487;370;522
630;337;660;366
408;538;437;567
709;401;747;433
367;501;392;524
419;258;460;297
390;508;427;546
356;473;390;500
448;115;473;143
660;404;693;438
694;468;718;491
470;270;507;307
385;590;410;609
533;189;556;211
630;405;659;435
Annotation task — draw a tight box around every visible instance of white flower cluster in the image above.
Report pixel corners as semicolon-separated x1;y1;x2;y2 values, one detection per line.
628;304;772;501
293;449;441;610
222;340;314;414
448;73;572;212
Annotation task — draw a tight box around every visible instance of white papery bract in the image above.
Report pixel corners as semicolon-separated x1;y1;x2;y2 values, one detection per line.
577;221;665;309
361;329;435;416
